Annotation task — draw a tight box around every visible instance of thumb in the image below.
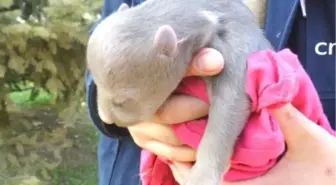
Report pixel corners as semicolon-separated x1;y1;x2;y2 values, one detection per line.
268;104;335;152
186;48;224;77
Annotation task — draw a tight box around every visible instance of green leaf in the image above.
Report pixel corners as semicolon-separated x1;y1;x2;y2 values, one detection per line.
43;60;58;74
2;24;32;36
35;62;44;73
29;152;39;163
0;155;7;172
48;41;57;54
0;64;6;78
60;138;73;148
52;148;61;159
8;55;26;74
7;153;20;167
11;36;27;54
18;176;41;185
46;78;64;92
16;143;25;155
40;168;51;180
32;27;51;39
44;160;61;170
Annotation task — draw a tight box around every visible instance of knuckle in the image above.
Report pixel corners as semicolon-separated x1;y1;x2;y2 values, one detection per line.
279;107;297;123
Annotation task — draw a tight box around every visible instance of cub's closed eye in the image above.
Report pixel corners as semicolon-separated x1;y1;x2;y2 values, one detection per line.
112;101;124;107
112;99;129;107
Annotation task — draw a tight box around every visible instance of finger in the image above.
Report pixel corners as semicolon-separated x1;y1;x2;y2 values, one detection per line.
129;122;182;145
169;165;184;184
268;104;335;150
169;161;193;184
172;161;193;169
154;94;209;124
143;140;196;162
185;48;224;77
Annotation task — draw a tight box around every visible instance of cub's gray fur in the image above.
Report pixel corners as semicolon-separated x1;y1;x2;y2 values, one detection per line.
87;0;273;184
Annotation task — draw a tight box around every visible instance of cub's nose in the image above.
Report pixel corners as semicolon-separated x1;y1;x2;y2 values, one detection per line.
99;113;114;124
97;106;114;124
113;118;137;127
112;114;141;127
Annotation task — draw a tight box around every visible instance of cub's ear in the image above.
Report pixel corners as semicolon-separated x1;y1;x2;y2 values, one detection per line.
153;25;177;56
118;3;130;12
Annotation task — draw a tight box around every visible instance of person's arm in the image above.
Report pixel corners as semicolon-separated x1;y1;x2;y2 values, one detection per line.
168;104;336;185
86;0;137;139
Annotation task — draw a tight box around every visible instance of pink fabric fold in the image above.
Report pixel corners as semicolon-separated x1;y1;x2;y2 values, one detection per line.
140;49;336;185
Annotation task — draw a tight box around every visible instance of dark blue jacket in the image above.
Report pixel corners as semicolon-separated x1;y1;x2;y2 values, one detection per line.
86;0;335;184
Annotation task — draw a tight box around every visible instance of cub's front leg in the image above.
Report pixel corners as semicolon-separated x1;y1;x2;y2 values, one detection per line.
182;39;251;185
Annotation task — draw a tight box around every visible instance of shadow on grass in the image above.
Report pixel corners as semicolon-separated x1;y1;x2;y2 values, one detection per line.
1;89;100;185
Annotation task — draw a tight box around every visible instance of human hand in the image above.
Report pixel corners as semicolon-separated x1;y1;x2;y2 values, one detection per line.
169;104;336;185
128;48;224;162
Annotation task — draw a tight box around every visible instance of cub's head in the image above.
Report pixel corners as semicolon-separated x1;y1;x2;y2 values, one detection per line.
86;4;190;127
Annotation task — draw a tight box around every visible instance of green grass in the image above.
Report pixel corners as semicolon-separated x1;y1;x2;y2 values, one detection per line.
50;163;98;185
48;125;99;185
5;88;99;185
8;89;55;107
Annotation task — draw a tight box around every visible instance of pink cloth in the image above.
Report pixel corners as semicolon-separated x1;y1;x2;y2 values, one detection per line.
139;49;336;185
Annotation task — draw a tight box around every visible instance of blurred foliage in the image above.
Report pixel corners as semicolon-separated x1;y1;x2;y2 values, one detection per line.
0;107;99;185
0;0;103;184
0;0;102;126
